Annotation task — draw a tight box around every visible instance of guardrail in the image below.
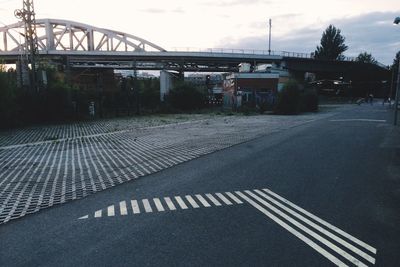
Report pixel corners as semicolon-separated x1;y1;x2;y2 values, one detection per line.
170;47;312;58
170;47;387;68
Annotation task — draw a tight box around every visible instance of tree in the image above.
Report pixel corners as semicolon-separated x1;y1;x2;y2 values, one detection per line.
391;51;400;98
0;66;18;128
275;80;301;114
168;82;206;111
314;25;348;60
392;51;400;69
356;52;377;64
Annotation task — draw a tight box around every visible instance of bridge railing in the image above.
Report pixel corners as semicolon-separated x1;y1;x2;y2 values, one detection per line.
170;47;313;58
170;47;389;67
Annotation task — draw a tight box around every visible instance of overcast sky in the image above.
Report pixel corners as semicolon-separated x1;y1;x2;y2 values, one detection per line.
1;0;399;65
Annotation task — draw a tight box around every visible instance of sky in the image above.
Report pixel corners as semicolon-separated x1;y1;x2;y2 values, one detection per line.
0;0;399;65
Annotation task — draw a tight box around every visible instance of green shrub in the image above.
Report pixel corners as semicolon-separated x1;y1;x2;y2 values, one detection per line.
168;82;206;111
275;80;301;114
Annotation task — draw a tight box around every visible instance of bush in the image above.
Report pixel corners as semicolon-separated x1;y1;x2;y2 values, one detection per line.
275;80;301;114
300;88;319;112
0;72;18;128
41;80;73;121
140;78;160;111
168;82;206;111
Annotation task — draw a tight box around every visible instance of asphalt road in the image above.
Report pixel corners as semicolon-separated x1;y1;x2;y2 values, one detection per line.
0;104;399;267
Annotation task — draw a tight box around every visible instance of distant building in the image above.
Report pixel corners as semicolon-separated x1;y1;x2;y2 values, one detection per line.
223;72;279;110
185;73;225;105
222;62;292;110
114;70;157;79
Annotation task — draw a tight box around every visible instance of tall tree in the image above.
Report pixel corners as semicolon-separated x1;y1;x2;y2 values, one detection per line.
356;52;377;64
314;25;348;60
393;51;400;69
391;51;400;97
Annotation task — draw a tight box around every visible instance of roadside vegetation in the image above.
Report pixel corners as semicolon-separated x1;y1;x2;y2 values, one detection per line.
0;27;398;129
275;80;318;115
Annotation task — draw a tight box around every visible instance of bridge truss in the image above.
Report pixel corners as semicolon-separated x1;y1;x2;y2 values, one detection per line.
0;18;166;54
0;19;388;74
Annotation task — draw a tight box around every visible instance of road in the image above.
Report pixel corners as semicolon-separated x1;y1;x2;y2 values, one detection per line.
0;104;399;266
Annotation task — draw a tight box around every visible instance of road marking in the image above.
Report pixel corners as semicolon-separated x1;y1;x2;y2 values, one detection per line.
119;201;128;216
94;210;102;218
216;193;233;205
185;195;200;209
261;188;377;255
225;192;243;204
243;190;367;267
107;205;115;217
131;200;140;214
253;190;375;264
78;188;376;266
153;198;165;212
330;119;386;123
175;196;188;210
164;197;176;211
142;199;153;213
195;194;211;207
234;191;349;267
205;193;222;206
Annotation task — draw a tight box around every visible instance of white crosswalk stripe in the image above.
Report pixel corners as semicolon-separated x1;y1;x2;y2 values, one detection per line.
94;210;102;218
120;201;128;216
78;188;377;266
79;192;240;220
195;194;211;207
142;199;153;213
205;193;222;206
185;195;200;209
107;205;115;217
215;193;233;205
174;196;188;210
153;198;165;212
131;200;140;214
164;197;176;211
225;192;243;204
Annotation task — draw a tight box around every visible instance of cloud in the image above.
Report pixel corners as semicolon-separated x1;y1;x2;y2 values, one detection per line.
172;8;185;14
139;8;165;14
203;0;270;7
217;11;400;65
332;11;400;65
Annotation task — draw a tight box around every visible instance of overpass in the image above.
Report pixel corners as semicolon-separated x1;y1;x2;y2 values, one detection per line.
0;18;389;76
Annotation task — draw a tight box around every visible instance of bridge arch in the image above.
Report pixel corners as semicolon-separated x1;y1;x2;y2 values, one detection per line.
0;18;166;53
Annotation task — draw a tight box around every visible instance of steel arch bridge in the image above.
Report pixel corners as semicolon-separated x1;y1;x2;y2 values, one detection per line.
0;18;166;54
0;19;388;75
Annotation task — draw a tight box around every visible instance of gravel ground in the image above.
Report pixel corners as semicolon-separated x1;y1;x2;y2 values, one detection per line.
0;106;346;224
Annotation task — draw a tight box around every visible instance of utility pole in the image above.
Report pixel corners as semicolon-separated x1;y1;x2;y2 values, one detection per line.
393;16;400;125
394;61;400;125
268;19;272;55
133;60;140;115
15;0;39;92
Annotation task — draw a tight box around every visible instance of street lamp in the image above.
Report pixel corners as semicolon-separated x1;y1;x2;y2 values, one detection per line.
393;17;400;125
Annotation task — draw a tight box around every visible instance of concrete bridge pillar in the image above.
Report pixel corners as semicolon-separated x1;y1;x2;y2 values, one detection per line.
160;70;173;102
